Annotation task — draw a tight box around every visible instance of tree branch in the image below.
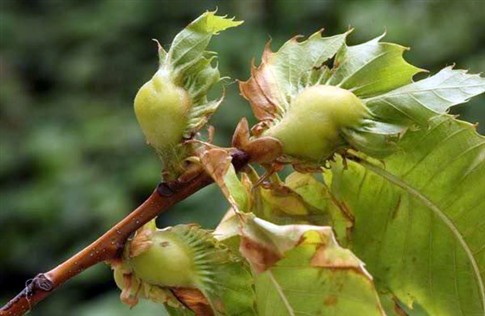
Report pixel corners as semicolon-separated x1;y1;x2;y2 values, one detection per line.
0;150;250;316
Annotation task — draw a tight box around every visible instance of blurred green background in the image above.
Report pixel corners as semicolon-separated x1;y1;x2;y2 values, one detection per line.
1;0;484;315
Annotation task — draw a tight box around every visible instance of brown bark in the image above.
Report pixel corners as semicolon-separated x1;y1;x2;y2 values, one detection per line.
0;150;249;316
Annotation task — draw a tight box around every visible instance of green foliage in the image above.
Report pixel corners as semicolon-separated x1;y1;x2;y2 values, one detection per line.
328;34;422;97
165;10;483;316
198;118;485;315
247;219;384;315
157;10;242;138
1;1;484;316
329;116;485;315
366;67;485;124
242;30;484;165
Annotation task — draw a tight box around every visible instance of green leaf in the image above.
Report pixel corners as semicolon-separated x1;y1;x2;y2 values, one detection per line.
169;11;243;70
204;151;385;314
238;169;352;239
240;28;484;165
365;66;485;125
329;115;485;315
240;30;348;121
238;217;385;315
242;169;326;225
342;120;403;158
160;10;242;137
328;34;423;98
265;31;349;106
284;172;353;243
205;261;256;316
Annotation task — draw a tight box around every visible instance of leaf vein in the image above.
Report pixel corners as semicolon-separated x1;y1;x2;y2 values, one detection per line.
358;159;485;310
269;270;295;316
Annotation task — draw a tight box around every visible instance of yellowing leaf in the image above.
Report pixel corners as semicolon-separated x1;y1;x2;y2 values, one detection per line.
238;217;385;315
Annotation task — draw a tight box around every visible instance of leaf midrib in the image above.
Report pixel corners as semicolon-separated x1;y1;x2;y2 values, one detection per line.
365;84;485;101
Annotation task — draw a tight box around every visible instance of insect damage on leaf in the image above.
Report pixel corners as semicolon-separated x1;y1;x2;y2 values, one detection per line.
239;215;337;271
237;217;385;315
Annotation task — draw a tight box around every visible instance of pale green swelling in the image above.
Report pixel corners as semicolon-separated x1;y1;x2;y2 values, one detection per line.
134;69;191;153
130;230;196;288
266;85;368;161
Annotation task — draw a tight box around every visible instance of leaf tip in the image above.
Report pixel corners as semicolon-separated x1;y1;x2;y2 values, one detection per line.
381;28;388;38
198;10;243;35
262;39;274;62
311;27;325;38
151;38;167;63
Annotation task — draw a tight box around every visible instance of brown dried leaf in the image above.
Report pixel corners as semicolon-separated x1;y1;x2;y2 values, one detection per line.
244;136;283;164
200;148;245;211
231;118;250;149
172;288;213;316
120;273;140;308
239;236;282;273
239;44;282;121
232;117;283;164
200;148;232;191
129;228;153;258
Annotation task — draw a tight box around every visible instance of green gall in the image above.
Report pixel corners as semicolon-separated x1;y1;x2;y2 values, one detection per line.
240;31;417;166
128;228;196;288
266;85;369;162
133;12;242;179
134;70;191;153
112;221;255;314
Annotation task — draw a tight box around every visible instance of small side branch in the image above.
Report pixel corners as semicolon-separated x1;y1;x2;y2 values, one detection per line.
0;172;208;316
0;150;250;316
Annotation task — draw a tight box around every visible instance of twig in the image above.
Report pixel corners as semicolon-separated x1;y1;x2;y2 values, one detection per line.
0;150;250;316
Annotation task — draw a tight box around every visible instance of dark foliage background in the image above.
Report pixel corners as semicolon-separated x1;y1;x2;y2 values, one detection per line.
1;0;483;315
